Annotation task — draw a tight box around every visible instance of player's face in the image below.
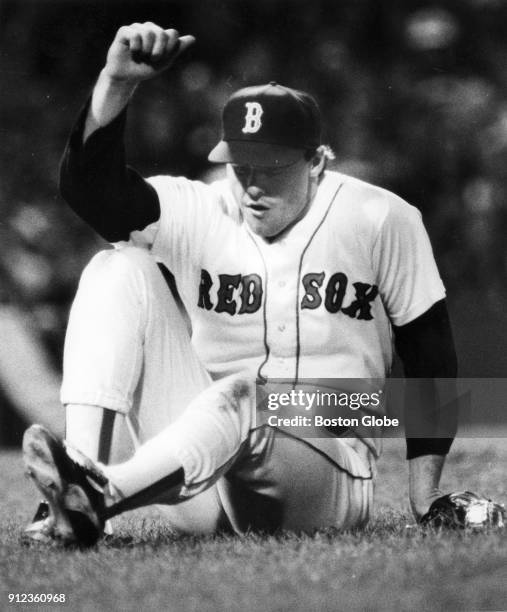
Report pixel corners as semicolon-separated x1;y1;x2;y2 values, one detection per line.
228;157;314;239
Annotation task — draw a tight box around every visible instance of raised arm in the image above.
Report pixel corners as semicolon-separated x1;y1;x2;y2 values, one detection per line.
84;23;195;140
59;23;195;241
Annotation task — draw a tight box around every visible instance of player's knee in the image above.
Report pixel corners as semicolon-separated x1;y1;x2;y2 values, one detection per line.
80;247;157;293
203;373;257;427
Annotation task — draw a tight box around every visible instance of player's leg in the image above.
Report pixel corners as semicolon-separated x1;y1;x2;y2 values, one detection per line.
24;246;227;542
95;375;257;515
98;381;375;532
22;372;257;545
24;373;374;544
217;432;374;533
61;246;212;448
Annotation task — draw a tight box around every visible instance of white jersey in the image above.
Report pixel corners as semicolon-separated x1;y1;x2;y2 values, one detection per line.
128;170;445;384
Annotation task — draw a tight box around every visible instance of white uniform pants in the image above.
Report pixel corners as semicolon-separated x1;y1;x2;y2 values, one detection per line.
61;246;375;534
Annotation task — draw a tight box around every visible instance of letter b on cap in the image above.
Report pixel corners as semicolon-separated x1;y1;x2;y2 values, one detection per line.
242;102;263;134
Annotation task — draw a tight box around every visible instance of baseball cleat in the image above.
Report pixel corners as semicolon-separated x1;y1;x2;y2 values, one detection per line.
21;501;58;546
22;424;108;547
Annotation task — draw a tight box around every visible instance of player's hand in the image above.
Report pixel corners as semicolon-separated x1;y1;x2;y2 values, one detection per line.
103;22;195;83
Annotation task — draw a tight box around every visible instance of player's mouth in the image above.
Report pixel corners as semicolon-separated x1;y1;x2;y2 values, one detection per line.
244;201;269;214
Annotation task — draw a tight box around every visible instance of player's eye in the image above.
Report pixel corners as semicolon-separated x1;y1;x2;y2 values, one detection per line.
262;167;283;177
231;164;285;183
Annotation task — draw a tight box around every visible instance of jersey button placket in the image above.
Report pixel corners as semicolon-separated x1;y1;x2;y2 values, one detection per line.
257;239;299;378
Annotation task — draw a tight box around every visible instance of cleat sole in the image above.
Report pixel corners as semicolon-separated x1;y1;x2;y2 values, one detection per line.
22;426;76;543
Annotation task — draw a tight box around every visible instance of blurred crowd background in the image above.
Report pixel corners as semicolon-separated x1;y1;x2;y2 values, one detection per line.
1;0;507;443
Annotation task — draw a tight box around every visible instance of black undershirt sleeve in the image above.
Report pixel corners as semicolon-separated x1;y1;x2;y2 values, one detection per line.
59;99;160;242
392;299;458;460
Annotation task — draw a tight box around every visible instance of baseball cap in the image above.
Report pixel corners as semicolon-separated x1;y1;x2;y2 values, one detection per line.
208;82;321;167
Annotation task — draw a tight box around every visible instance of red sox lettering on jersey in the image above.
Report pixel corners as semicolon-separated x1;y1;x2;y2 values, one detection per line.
138;170;445;382
197;268;379;320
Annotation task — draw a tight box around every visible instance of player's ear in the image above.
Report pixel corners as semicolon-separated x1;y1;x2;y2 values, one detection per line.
309;148;326;178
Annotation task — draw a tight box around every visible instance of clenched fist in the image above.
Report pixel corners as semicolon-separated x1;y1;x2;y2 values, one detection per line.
103;22;195;83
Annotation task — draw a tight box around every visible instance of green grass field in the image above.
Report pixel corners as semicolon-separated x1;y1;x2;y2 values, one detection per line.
1;437;506;612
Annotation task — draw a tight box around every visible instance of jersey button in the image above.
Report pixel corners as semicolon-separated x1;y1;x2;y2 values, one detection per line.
278;324;286;332
278;280;286;287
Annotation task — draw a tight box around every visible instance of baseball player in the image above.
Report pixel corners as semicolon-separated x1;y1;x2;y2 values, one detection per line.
23;23;457;546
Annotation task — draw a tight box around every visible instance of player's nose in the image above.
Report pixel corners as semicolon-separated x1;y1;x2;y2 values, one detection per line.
246;185;263;200
246;168;266;197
